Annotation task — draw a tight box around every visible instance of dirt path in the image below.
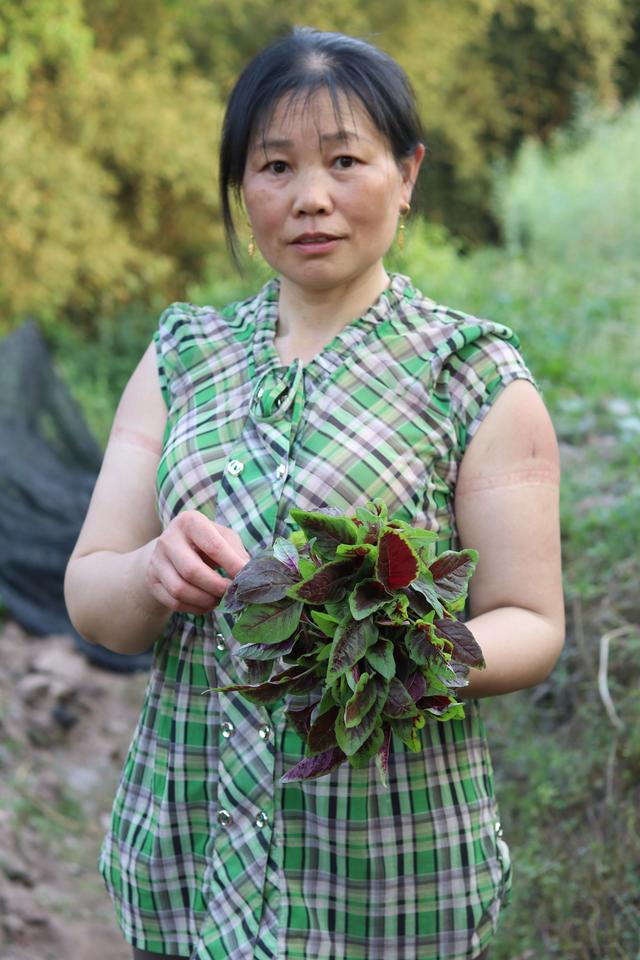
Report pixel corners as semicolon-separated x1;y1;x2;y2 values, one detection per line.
0;621;148;960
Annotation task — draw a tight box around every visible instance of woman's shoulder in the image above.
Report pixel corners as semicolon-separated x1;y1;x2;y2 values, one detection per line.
388;273;523;358
152;281;276;399
156;281;275;354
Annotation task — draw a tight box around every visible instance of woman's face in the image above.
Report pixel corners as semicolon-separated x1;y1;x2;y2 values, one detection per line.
242;89;424;297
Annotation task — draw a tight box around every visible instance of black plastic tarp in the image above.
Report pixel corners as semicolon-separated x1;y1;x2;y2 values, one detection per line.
0;321;151;671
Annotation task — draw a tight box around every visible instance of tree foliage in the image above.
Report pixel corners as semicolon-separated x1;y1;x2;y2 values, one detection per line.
0;0;637;329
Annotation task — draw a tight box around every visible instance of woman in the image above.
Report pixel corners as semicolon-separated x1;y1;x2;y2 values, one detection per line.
65;27;564;960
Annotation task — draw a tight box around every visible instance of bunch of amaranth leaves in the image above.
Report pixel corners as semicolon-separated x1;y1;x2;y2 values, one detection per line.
213;499;484;785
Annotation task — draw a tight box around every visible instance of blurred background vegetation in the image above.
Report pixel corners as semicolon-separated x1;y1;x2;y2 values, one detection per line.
1;1;639;956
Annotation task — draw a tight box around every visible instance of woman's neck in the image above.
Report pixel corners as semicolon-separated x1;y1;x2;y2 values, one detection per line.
274;265;390;365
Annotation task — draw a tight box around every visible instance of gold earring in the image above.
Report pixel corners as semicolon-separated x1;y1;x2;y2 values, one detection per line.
397;204;411;250
247;231;256;258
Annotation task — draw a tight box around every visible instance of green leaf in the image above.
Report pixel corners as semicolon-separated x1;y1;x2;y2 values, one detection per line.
430;549;478;602
376;529;419;590
288;508;359;560
401;527;438;547
389;717;422;751
232;598;303;645
310;610;340;637
335;542;377;559
409;574;445;618
316;685;337;717
365;638;396;680
315;641;333;661
382;592;410;623
335;679;386;757
348;578;389;620
355;499;388;524
326;616;378;684
298;557;318;578
347;724;385;769
344;672;377;727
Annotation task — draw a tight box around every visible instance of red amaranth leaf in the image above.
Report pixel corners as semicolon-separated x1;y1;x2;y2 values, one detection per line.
307;704;340;752
382;677;419;718
374;725;393;787
376;530;419;590
210;665;317;704
405;670;427;703
326;616;378;684
288;557;363;604
344;672;376;728
433;617;485;668
429;550;478;602
231;555;300;604
417;694;456;715
405;624;441;665
288;508;359;560
280;746;347;782
349;578;389;620
285;702;318;739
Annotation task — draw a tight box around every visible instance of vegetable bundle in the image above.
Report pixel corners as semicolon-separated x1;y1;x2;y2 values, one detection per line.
212;500;484;785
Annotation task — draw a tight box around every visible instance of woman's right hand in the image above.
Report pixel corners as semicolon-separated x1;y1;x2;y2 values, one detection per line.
146;511;251;615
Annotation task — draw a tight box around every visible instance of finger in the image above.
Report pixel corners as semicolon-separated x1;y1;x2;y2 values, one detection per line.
170;546;233;596
185;514;249;577
152;574;223;614
216;524;252;564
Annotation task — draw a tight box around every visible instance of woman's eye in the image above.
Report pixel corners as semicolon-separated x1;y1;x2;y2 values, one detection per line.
334;156;358;170
267;160;288;174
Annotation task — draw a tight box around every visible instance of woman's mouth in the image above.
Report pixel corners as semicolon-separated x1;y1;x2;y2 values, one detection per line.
290;233;343;253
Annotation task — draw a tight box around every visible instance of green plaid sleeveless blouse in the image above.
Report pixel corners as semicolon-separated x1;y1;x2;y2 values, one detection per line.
99;273;531;959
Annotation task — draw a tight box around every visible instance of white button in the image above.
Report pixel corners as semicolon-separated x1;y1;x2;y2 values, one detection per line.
259;723;271;740
227;459;244;476
221;721;235;738
276;464;287;479
217;808;232;826
257;387;265;399
255;811;269;829
215;633;225;651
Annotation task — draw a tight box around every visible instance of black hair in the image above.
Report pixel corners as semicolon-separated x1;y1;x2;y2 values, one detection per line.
219;27;425;257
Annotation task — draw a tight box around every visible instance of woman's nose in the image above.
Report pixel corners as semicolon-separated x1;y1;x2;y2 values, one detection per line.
292;169;333;216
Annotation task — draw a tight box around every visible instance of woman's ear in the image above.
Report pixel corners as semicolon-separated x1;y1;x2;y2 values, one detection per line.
400;143;426;201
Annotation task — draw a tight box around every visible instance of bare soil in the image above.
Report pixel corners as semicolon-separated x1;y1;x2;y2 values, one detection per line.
0;621;148;960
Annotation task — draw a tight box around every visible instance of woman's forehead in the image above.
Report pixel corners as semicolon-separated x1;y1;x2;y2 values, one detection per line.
251;88;380;148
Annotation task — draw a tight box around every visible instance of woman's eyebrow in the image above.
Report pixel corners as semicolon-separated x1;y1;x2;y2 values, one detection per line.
259;130;371;150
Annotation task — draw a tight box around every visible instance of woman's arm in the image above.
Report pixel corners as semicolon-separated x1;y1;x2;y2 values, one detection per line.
454;379;565;698
64;342;250;655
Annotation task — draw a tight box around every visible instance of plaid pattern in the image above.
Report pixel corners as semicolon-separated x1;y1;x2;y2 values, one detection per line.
99;273;531;959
